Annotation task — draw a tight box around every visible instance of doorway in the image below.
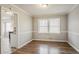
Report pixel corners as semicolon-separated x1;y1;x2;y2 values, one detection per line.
1;7;17;54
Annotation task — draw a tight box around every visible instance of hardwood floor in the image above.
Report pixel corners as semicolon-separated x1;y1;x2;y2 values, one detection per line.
13;40;79;54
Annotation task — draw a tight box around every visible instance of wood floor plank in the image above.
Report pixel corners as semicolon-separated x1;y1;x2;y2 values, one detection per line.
12;40;79;54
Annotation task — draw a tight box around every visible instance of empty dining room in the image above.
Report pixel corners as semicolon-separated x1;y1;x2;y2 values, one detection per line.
0;4;79;54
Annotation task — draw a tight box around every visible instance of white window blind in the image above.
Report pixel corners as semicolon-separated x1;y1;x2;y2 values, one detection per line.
38;17;60;33
49;18;60;33
38;20;48;33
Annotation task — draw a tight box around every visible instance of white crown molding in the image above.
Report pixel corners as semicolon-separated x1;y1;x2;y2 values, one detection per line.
68;4;79;13
0;4;32;16
10;4;79;16
10;4;32;16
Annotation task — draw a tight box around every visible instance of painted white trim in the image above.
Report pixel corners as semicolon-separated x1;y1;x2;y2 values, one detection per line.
67;41;79;52
32;39;67;42
0;4;32;16
17;39;67;49
18;40;32;49
10;4;32;16
67;31;79;52
69;4;79;13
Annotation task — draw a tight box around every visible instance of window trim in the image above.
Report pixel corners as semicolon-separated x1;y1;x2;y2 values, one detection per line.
38;17;61;34
49;17;61;33
38;19;48;33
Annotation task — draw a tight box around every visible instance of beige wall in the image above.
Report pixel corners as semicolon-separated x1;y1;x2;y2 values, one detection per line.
18;12;32;48
32;15;68;42
68;5;79;52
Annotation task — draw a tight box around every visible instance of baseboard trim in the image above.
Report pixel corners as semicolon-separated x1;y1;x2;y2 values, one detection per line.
17;39;66;49
32;39;67;42
68;41;79;52
18;39;32;49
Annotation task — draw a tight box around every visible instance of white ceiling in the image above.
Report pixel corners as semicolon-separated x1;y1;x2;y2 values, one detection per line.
15;4;75;16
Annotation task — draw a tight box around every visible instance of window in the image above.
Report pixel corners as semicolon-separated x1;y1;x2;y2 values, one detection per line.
38;17;60;33
6;22;13;32
49;18;60;33
38;20;48;33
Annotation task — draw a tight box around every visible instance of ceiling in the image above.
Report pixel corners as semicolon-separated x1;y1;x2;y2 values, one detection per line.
15;4;75;16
